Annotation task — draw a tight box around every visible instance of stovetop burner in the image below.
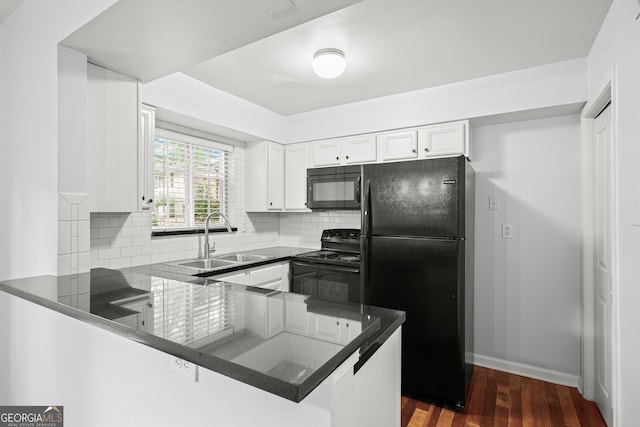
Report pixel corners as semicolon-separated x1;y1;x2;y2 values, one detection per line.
295;229;361;267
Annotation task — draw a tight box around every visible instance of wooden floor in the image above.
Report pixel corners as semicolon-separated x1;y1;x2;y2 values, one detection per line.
401;366;606;427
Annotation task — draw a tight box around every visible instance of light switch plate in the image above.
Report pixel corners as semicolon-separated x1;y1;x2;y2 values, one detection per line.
502;224;513;239
489;196;499;211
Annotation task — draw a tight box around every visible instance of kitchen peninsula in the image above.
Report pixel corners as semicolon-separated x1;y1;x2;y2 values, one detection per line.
0;248;404;427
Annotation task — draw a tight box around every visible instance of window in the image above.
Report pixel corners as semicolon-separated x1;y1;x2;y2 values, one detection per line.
153;128;233;231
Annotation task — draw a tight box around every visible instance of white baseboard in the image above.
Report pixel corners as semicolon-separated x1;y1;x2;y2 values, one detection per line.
473;354;580;388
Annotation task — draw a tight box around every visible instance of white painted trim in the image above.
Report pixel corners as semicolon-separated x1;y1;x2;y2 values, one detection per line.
580;65;619;426
473;354;580;388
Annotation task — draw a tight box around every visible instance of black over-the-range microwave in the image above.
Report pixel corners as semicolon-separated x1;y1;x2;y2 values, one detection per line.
306;165;361;210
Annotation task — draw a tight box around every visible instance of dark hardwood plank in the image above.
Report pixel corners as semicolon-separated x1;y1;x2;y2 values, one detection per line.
401;366;606;427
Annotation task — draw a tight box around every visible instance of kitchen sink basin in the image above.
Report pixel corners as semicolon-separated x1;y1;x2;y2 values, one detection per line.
178;258;236;270
174;253;274;271
216;253;272;263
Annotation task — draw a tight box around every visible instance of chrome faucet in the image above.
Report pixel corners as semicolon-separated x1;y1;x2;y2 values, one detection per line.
204;212;233;259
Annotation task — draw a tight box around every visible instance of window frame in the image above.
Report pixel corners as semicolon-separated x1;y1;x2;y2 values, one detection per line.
152;128;234;236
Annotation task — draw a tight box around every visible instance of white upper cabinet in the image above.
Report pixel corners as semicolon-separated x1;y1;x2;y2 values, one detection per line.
267;143;284;210
87;63;139;212
377;130;418;161
246;141;284;211
138;104;155;213
312;135;376;166
342;134;377;164
284;144;311;210
417;121;469;159
312;138;342;166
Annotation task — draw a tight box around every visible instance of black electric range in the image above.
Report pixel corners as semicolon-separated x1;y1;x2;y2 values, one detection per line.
290;229;361;304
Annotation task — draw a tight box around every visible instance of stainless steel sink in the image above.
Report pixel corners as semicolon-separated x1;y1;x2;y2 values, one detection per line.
178;258;236;270
216;253;271;263
174;252;273;271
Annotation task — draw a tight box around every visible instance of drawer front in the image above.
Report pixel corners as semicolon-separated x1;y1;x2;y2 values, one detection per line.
249;264;283;286
215;271;247;285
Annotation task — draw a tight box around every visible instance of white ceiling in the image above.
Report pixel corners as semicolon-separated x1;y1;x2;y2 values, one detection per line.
62;0;611;117
62;0;363;82
0;0;23;23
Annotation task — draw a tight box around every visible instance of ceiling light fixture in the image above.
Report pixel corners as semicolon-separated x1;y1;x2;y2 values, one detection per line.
312;48;346;79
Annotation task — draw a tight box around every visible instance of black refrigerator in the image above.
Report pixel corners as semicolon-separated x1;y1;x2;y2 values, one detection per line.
361;155;474;410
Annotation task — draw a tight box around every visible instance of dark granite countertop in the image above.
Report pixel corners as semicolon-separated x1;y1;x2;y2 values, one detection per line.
0;247;405;403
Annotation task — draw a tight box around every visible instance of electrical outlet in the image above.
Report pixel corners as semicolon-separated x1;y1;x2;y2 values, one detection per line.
502;224;513;239
170;357;198;382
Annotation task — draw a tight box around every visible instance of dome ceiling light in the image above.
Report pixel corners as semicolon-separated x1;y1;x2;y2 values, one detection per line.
312;48;346;79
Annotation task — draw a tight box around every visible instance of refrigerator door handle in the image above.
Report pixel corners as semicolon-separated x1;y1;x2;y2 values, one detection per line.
362;179;371;237
356;175;362;204
361;179;372;303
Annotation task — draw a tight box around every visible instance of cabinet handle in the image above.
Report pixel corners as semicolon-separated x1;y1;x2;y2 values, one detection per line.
346;155;349;160
336;156;339;160
148;198;153;203
424;147;430;152
411;149;416;153
346;323;350;328
336;321;339;326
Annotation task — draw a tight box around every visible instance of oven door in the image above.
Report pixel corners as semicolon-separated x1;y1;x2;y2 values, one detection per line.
307;166;361;210
290;261;361;304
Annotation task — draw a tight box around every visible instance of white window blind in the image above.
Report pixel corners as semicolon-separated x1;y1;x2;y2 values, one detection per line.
153;128;233;230
152;279;235;346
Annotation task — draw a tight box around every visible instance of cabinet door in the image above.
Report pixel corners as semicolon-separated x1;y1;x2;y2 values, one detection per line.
138;105;155;212
312;139;342;166
417;122;467;158
284;144;310;210
378;130;418;161
249;264;283;286
87;63;139;212
343;135;377;164
268;296;284;336
267;143;284;209
340;320;362;344
285;295;310;335
311;313;342;343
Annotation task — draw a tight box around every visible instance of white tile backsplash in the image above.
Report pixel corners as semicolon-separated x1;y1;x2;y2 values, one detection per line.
58;193;90;275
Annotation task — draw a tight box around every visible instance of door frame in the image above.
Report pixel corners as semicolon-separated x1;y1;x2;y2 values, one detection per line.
580;65;619;426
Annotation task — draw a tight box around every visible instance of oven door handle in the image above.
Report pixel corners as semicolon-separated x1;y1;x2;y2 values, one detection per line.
291;261;360;275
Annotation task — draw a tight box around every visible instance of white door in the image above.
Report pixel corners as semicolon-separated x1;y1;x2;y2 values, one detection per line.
593;104;613;426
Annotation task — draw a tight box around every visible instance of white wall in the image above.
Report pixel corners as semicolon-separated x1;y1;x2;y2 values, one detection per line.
472;115;582;381
285;59;588;143
0;0;117;281
587;0;640;424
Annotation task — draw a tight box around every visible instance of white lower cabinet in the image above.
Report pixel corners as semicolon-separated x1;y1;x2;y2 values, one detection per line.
310;313;362;345
245;289;284;339
210;261;289;291
211;270;247;285
284;293;310;335
114;295;154;333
